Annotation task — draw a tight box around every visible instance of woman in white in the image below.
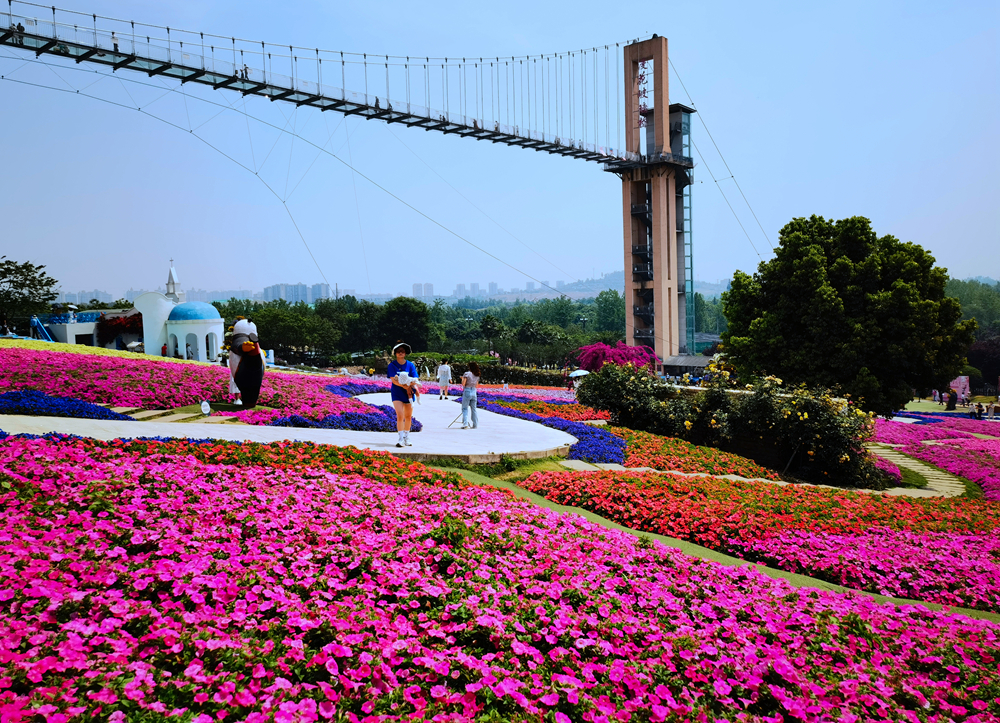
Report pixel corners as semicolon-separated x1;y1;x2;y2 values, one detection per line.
461;361;481;429
436;359;452;400
228;317;258;405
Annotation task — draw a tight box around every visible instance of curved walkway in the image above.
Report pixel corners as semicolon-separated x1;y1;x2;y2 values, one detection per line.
0;393;576;463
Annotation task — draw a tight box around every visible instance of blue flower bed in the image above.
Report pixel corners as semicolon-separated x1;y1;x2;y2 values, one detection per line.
272;405;422;433
0;390;134;421
894;411;967;425
476;400;625;464
325;381;389;398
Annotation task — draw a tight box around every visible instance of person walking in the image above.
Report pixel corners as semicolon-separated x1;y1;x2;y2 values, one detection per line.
161;342;167;357
461;361;481;429
988;400;996;421
436;358;452;400
388;341;418;448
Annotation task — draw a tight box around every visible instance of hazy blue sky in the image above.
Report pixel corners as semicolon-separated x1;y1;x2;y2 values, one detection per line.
1;0;996;298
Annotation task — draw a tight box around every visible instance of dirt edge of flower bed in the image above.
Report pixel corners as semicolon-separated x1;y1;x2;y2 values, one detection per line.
436;466;1000;625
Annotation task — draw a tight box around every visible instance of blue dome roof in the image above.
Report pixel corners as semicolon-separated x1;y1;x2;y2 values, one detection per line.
168;302;221;321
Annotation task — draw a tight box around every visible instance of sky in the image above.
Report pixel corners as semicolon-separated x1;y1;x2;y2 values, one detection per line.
0;0;997;299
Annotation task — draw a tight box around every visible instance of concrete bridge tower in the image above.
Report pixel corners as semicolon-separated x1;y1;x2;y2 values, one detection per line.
608;36;695;361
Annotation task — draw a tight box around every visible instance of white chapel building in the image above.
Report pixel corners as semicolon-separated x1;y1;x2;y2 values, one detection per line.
133;262;224;361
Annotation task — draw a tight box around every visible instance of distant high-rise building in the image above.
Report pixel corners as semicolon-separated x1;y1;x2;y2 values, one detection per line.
74;289;113;304
526;281;536;291
311;283;332;303
412;283;423;298
423;283;434;298
488;281;498;296
470;283;480;296
556;280;565;289
455;283;467;297
541;280;550;289
263;284;286;302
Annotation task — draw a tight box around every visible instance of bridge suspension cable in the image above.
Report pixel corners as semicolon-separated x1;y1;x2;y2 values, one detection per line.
0;48;578;298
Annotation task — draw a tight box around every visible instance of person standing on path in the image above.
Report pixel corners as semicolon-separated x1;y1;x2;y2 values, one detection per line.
388;341;418;448
436;358;452;400
111;32;119;52
461;361;481;429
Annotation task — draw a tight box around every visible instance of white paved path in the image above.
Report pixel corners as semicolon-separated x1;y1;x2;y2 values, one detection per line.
0;394;576;463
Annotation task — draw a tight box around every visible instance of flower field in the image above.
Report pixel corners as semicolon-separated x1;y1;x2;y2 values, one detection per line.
521;469;1000;612
2;433;999;721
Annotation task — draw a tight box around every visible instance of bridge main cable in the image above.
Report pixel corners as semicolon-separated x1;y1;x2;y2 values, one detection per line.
2;0;694;169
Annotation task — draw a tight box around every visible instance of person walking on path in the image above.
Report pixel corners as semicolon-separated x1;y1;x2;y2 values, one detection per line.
461;361;481;429
436;358;452;400
388;341;418;448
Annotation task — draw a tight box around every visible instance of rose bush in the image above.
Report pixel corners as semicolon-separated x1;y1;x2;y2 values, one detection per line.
1;434;998;721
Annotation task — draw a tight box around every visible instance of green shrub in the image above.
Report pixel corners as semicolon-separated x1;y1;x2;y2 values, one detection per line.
578;364;884;488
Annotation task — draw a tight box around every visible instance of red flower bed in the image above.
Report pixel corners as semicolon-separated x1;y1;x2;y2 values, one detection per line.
520;470;1000;550
611;428;783;480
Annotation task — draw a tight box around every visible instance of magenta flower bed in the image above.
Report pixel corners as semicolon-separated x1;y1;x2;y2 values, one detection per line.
899;437;1000;502
875;419;974;444
0;346;376;426
871;454;902;485
2;436;999;721
727;527;1000;612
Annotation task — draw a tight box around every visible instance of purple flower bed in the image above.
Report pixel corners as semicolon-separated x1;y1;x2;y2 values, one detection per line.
726;527;1000;612
324;380;390;397
0;390;134;422
476;400;625;464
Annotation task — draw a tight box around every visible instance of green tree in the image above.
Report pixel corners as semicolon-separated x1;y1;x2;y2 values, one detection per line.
0;256;58;328
594;289;625;334
694;292;727;335
479;314;507;354
722;215;976;416
342;301;384;355
381;296;430;351
945;278;1000;340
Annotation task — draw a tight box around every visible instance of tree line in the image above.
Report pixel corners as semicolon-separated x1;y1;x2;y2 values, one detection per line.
211;289;627;366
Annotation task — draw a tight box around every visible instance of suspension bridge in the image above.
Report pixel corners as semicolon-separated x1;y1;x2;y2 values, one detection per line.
2;1;699;358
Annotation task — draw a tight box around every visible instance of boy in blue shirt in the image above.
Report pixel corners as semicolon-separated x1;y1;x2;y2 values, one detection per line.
387;341;419;447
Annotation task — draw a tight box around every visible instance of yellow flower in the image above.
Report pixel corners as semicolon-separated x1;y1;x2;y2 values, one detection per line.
684;420;693;430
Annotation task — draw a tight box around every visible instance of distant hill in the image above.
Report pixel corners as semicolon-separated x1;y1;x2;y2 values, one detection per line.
966;276;999;286
558;271;729;298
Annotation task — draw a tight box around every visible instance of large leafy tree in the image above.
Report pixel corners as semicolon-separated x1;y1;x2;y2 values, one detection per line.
594;289;626;334
381;296;430;352
0;256;58;328
722;215;976;416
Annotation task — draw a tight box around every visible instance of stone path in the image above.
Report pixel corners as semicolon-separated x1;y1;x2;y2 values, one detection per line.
867;443;966;497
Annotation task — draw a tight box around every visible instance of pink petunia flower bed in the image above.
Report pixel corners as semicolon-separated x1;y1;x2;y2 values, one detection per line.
2;434;999;721
899;437;1000;502
0;346;375;425
727;527;1000;612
